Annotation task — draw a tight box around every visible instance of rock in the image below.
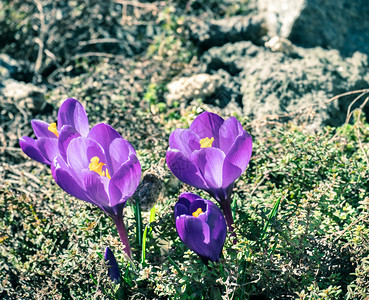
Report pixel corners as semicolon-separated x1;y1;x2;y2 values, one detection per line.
1;79;46;113
200;41;369;129
265;36;295;56
166;70;243;109
166;73;222;105
258;0;369;56
187;15;267;52
207;69;242;108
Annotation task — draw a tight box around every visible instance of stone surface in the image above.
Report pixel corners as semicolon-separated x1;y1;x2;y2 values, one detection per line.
187;15;267;52
258;0;369;56
165;70;243;109
200;41;369;129
166;73;222;105
265;36;295;56
1;79;46;113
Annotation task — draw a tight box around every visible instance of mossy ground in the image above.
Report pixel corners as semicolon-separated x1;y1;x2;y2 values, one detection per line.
1;0;369;299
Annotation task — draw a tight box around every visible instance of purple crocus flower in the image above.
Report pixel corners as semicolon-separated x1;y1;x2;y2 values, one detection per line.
105;246;120;283
51;123;141;258
174;192;227;263
166;111;252;230
19;98;89;165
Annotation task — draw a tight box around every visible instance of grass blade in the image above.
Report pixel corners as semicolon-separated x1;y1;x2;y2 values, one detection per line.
261;196;282;242
141;206;156;265
134;199;143;247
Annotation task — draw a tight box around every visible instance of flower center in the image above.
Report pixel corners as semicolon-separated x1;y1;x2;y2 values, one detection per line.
89;156;111;179
199;137;214;148
192;207;204;217
48;122;59;138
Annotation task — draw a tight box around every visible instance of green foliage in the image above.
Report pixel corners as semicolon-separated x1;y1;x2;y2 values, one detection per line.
3;110;369;298
147;6;194;63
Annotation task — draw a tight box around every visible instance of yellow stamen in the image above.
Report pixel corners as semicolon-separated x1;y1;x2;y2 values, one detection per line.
192;207;204;217
48;122;59;138
199;137;214;148
106;168;111;180
89;156;111;179
89;156;106;177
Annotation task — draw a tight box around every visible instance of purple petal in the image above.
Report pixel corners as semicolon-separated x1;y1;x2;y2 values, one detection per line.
203;201;227;244
189;112;224;148
219;117;244;154
58;125;81;162
66;137;105;176
88;123;122;172
190;147;226;189
189;200;207;216
175;198;226;262
178;192;202;204
36;137;59;164
109;154;141;207
225;131;252;175
174;202;189;218
19;136;51;165
175;193;208;218
166;149;208;190
104;247;120;283
81;169;110;213
31;120;57;139
51;156;91;203
108;137;136;176
57;98;89;136
219;131;252;190
221;159;242;193
176;216;210;254
169;129;201;158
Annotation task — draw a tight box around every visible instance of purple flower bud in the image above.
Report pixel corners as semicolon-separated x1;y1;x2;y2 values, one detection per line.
105;247;120;283
20;98;89;165
174;192;227;263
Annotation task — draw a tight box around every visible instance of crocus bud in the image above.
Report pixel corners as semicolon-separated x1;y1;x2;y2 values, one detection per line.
174;192;227;263
104;247;120;283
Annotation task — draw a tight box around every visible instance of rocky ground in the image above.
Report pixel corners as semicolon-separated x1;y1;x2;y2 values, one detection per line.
1;0;369;298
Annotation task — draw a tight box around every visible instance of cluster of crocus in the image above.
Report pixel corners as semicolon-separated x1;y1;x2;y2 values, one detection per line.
20;98;141;259
167;111;252;262
20;98;252;269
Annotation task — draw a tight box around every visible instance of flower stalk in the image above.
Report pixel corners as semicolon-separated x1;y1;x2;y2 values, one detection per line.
219;200;235;234
113;215;132;259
